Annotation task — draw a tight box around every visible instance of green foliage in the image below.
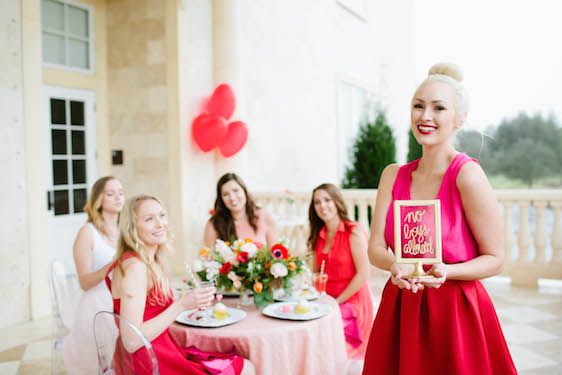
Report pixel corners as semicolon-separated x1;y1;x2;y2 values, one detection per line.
485;113;562;187
343;113;397;188
407;129;422;162
455;129;496;172
493;138;558;187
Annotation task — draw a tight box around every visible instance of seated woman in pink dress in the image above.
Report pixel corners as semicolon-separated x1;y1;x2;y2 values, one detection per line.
308;183;374;359
204;173;277;248
107;194;254;374
362;63;515;374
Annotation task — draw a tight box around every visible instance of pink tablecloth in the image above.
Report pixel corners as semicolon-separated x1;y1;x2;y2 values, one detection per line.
170;296;348;375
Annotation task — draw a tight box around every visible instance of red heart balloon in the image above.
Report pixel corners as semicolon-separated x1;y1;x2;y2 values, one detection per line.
206;84;236;120
219;121;248;157
191;114;228;152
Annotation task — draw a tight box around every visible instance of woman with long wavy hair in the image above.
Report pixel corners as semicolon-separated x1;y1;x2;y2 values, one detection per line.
308;183;373;360
107;194;253;374
204;173;277;248
62;176;125;374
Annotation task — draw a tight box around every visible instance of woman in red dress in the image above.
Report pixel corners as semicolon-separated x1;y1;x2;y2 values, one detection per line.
107;194;253;374
308;183;374;359
362;63;516;374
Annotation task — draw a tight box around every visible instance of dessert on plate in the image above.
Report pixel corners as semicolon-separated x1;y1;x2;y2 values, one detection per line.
294;298;311;314
213;302;229;320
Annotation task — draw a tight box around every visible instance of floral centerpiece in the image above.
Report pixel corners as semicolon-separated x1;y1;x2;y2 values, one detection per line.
193;239;308;308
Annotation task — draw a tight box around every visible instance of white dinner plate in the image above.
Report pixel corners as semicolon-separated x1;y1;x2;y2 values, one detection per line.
175;307;246;328
274;288;320;302
262;301;331;321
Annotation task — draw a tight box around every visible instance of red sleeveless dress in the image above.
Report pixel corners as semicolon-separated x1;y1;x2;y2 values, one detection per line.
316;220;374;359
105;253;244;375
362;154;516;375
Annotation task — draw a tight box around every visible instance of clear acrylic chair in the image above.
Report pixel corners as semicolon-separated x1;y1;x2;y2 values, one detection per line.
93;310;159;374
49;259;80;374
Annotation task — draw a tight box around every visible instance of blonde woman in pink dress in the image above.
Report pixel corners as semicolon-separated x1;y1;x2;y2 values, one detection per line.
204;173;278;248
362;63;515;374
62;176;125;374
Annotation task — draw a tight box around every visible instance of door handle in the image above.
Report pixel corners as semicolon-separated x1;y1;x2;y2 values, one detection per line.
47;191;54;211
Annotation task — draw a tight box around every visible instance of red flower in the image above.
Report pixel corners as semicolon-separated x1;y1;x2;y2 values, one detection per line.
236;251;249;264
271;244;289;259
209;208;215;216
219;262;232;275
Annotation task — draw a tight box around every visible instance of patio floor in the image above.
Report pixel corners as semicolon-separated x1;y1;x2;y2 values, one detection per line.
1;274;560;374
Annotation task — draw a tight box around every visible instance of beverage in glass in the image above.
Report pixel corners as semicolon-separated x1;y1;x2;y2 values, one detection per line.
313;273;328;295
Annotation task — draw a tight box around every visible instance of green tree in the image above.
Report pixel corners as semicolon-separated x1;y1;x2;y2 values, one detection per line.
487;112;561;186
456;129;496;172
407;129;422;162
342;113;397;188
494;138;558;187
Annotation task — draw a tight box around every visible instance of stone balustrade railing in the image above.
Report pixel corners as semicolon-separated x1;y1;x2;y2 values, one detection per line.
254;189;562;287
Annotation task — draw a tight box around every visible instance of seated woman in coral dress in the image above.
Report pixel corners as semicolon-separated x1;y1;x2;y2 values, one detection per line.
107;194;253;374
362;63;516;374
63;176;124;374
204;173;277;248
308;183;374;359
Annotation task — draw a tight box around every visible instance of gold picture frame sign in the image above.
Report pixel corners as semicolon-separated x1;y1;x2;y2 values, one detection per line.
394;199;442;279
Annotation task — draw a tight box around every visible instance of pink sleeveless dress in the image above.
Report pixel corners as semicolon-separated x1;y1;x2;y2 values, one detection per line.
315;221;374;359
362;153;516;375
234;209;268;247
105;253;244;375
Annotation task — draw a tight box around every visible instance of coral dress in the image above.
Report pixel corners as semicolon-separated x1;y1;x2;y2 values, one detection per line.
316;220;374;359
362;153;516;375
105;253;244;375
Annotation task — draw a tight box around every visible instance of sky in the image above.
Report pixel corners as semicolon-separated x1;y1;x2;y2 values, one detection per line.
413;0;562;131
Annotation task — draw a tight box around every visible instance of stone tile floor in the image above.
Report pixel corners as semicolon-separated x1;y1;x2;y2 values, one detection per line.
1;275;560;374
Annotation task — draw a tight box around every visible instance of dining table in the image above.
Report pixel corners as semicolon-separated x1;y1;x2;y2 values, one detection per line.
170;295;349;375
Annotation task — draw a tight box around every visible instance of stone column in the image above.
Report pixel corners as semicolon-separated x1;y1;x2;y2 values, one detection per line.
212;0;248;180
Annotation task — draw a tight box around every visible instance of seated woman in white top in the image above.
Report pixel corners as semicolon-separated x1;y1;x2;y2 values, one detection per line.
62;176;125;375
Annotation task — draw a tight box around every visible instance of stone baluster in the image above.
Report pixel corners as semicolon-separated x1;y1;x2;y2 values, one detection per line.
534;201;547;263
503;201;515;262
552;202;562;263
518;202;530;262
298;198;309;221
346;201;355;221
358;200;369;231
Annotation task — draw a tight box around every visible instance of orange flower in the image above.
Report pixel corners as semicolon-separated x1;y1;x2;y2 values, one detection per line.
225;241;230;246
244;238;253;243
287;261;297;271
265;262;271;269
199;247;210;257
253;281;263;293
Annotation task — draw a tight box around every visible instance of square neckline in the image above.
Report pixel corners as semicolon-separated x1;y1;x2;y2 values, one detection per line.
407;153;461;200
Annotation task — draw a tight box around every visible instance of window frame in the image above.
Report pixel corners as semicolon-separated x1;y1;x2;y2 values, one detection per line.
335;74;378;183
41;0;95;74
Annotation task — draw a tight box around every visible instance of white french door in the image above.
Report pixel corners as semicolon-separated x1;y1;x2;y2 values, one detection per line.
44;86;97;272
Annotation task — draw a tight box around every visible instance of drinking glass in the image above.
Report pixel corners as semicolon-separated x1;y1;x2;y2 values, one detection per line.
196;280;216;310
313;273;328;295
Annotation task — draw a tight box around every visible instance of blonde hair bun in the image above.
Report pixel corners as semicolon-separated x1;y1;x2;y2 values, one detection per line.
428;63;463;82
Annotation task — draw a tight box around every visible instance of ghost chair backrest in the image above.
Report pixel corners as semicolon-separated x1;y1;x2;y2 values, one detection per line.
93;310;159;375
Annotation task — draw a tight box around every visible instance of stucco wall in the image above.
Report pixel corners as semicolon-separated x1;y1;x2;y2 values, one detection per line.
209;0;415;192
0;0;30;327
107;0;171;204
171;0;416;262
